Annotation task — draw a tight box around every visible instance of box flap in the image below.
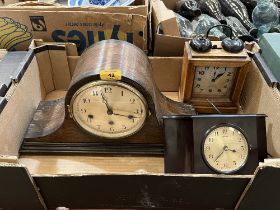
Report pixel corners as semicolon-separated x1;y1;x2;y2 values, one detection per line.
235;165;280;210
33;173;250;209
3;1;148;16
0;51;33;97
151;0;180;36
161;0;177;10
0;163;47;210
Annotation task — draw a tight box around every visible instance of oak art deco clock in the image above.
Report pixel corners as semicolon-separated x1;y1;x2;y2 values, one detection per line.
179;41;251;113
21;40;195;155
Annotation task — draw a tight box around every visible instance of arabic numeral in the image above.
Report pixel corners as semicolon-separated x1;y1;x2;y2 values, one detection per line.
209;154;214;159
223;129;227;134
108;73;115;78
199;71;205;75
130;98;136;104
134;109;141;114
104;87;112;93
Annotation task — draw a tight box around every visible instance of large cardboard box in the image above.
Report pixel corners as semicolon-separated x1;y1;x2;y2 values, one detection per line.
0;0;148;54
1;41;280;209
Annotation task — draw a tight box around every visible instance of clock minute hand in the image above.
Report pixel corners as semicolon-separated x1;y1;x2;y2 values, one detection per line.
101;92;113;115
214;146;227;161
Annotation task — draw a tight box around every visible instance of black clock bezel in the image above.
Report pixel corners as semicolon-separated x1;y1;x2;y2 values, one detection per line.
201;123;250;174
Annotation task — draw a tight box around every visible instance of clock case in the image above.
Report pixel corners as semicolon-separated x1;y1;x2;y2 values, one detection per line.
21;40;195;155
179;41;251;114
163;114;267;175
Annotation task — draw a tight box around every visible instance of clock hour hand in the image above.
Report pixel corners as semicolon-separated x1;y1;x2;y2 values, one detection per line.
226;148;237;153
112;112;140;119
101;92;113;115
212;72;225;82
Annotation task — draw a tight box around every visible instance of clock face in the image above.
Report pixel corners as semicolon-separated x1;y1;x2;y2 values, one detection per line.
192;66;237;98
202;125;249;174
69;81;148;139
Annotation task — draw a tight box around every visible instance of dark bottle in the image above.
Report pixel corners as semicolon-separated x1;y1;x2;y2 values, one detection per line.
239;0;257;17
226;16;255;41
192;14;227;39
175;13;197;38
218;0;258;37
269;24;280;32
176;0;202;21
197;0;227;24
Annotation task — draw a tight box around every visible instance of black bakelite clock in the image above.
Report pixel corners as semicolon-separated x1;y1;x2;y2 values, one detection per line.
163;114;267;175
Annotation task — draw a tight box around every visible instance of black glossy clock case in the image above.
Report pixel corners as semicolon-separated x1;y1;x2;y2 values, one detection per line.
163;114;267;175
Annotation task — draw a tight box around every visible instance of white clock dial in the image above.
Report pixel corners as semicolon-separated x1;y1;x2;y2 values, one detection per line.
70;81;148;139
203;125;249;174
192;66;237;98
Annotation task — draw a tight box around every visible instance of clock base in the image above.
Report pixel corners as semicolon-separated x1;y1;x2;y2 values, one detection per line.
20;142;164;156
21;99;164;155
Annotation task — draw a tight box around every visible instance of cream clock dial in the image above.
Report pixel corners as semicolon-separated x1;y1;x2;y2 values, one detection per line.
192;66;237;98
69;81;148;139
202;125;249;174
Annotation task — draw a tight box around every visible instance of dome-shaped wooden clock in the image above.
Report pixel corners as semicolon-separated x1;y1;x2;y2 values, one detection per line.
21;40;195;155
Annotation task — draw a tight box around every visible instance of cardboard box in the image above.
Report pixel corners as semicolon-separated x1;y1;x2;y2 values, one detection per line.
0;0;20;6
0;0;148;54
1;41;280;209
151;0;185;56
151;0;220;56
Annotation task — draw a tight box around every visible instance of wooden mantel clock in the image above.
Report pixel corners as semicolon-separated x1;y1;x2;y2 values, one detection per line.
179;41;251;113
21;40;195;155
